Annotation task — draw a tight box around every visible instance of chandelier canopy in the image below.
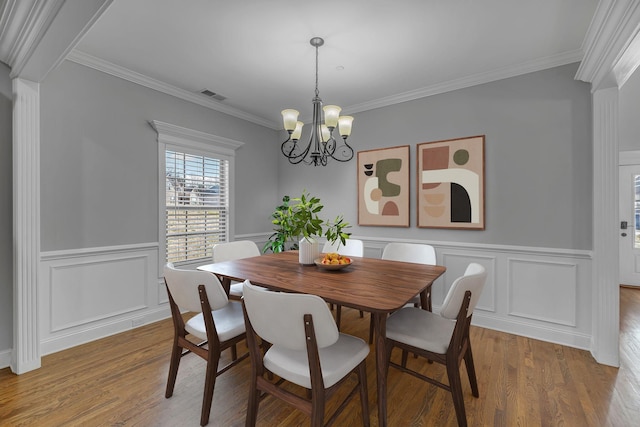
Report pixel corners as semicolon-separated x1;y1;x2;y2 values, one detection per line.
281;37;354;166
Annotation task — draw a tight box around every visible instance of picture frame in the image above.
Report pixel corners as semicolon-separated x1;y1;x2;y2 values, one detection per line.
417;135;485;229
357;145;410;227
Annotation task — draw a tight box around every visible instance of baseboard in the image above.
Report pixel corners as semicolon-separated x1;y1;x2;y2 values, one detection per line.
472;312;592;351
0;348;11;370
40;306;170;356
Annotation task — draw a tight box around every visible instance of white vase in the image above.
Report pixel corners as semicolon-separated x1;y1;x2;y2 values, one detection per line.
299;237;319;265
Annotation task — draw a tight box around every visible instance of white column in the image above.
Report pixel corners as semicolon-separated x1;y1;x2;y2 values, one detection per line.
591;87;620;367
11;77;41;374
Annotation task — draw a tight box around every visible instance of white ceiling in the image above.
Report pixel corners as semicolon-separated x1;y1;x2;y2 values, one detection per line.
72;0;598;129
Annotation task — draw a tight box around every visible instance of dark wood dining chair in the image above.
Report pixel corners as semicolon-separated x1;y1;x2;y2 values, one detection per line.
163;263;248;426
384;263;486;427
241;280;370;427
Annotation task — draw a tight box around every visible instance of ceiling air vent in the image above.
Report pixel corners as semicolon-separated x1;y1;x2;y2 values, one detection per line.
200;89;226;101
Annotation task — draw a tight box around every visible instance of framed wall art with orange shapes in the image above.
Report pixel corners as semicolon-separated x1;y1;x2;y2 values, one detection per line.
417;135;485;229
357;145;410;227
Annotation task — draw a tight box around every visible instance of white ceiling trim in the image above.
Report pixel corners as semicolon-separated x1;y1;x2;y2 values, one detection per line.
68;46;584;130
346;49;585;114
66;49;279;130
0;0;65;78
576;0;640;90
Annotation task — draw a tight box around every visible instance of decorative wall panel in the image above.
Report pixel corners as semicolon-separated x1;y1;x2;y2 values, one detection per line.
50;256;148;331
508;258;578;327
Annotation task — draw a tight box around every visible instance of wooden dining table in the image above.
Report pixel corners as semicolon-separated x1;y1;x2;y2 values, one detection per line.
198;250;446;427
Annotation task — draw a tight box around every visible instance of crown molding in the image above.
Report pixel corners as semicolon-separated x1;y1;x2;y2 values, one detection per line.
0;0;65;77
69;46;583;129
345;50;584;114
576;0;640;90
66;49;280;130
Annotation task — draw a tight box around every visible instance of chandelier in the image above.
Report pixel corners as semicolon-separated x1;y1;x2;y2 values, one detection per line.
281;37;354;166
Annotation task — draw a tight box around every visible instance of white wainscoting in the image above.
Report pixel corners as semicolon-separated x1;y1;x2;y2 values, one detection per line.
357;237;593;351
40;243;168;356
37;235;592;357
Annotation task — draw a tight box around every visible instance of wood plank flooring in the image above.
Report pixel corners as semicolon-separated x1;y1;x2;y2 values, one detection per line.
1;287;639;426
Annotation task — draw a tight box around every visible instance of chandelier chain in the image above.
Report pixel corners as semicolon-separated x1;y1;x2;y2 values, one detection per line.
315;43;319;98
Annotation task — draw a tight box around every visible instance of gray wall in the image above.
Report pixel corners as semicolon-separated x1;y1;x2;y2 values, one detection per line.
40;60;280;251
278;64;592;250
0;60;593;359
0;63;13;353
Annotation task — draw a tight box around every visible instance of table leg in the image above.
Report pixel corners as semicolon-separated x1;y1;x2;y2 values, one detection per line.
218;276;232;297
419;284;432;311
373;312;388;427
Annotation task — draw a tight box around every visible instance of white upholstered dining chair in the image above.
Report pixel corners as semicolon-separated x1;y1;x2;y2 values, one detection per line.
382;242;437;308
211;240;261;300
241;280;370;427
163;263;248;426
322;238;364;257
357;242;439;343
384;263;486;427
322;239;364;326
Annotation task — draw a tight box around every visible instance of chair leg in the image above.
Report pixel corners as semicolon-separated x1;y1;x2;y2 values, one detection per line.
359;310;364;318
231;343;238;361
245;376;260;427
310;389;326;427
200;350;221;426
401;349;409;368
464;345;479;397
336;305;342;329
368;315;374;344
165;341;182;398
446;361;468;427
357;361;370;427
384;340;394;379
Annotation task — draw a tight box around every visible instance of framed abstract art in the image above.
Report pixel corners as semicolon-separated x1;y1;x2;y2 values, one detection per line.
417;135;485;229
357;145;410;227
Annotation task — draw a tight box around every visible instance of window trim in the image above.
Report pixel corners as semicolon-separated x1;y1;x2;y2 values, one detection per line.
152;120;244;271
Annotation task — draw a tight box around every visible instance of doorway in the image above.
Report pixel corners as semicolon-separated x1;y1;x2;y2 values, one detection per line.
619;164;640;287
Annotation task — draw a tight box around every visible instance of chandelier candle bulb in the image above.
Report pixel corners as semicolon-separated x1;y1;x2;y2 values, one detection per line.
281;109;300;131
321;125;331;142
323;105;341;128
338;116;354;138
292;121;303;140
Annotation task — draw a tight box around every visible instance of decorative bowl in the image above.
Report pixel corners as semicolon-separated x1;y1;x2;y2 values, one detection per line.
314;257;352;270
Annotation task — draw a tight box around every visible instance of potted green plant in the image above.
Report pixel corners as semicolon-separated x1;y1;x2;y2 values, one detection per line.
263;191;351;264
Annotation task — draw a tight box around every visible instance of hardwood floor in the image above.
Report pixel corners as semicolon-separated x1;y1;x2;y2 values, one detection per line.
1;287;639;426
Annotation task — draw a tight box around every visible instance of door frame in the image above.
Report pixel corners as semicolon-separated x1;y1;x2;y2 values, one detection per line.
618;155;640;285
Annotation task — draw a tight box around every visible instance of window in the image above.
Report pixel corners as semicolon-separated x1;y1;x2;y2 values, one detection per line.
165;150;228;263
152;120;243;267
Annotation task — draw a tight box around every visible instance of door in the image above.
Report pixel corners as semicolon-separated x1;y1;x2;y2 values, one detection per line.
619;165;640;286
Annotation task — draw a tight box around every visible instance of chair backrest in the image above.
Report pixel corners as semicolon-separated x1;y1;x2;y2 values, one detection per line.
440;263;486;320
242;280;339;350
322;239;364;257
381;242;436;265
163;263;229;312
212;240;260;263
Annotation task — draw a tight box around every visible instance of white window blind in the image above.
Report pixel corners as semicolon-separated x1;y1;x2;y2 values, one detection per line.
165;149;229;264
